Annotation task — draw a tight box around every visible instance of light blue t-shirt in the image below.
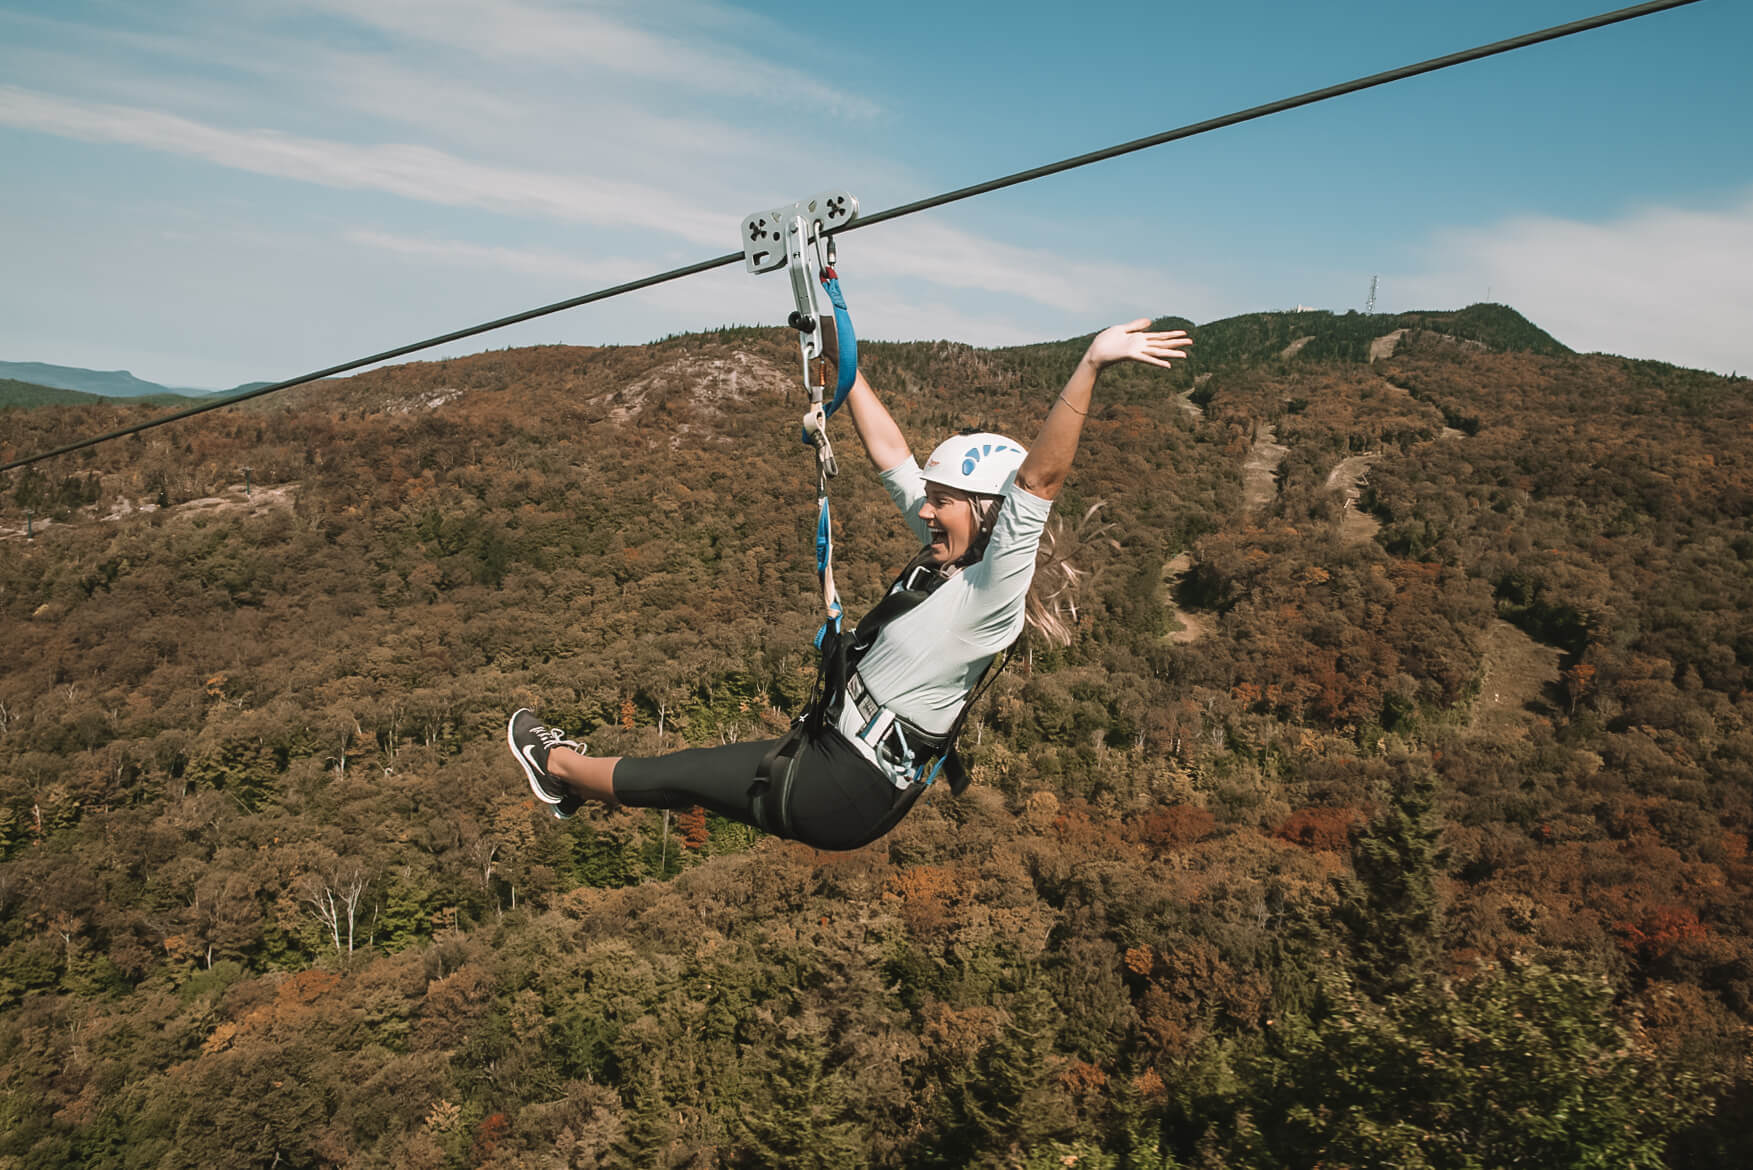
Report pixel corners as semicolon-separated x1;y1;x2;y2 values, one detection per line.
835;455;1053;750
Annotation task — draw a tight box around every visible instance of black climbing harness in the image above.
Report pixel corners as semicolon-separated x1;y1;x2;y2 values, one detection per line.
766;554;1014;807
836;560;1014;794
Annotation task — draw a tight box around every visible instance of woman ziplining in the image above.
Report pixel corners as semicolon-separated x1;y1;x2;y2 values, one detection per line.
508;315;1190;850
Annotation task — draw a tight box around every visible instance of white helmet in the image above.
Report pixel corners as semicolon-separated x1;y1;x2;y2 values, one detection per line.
922;432;1027;496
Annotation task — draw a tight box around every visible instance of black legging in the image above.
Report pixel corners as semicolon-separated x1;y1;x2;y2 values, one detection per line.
612;727;921;852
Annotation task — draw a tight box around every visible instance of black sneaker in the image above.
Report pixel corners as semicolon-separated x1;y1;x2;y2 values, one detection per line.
508;708;584;819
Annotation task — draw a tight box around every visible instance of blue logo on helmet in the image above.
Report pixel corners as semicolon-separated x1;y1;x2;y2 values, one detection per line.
961;442;1019;477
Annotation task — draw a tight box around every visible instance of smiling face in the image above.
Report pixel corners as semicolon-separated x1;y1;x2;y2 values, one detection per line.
918;483;981;564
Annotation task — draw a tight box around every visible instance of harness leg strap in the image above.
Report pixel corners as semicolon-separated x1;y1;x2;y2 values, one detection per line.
753;723;808;839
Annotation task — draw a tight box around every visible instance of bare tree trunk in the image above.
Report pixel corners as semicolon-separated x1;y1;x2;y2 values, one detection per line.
304;882;342;950
303;866;369;952
340;871;367;953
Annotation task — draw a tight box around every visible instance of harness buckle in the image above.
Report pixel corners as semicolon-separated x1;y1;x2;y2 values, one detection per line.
803;403;838;479
847;672;947;789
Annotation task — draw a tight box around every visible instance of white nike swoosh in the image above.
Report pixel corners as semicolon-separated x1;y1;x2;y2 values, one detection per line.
510;722;563;803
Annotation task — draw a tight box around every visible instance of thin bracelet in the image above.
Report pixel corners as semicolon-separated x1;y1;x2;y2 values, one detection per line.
1057;393;1087;416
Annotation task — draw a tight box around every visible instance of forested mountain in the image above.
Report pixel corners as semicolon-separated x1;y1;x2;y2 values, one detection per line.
0;379;203;411
0;379;99;410
2;306;1749;1167
998;303;1571;375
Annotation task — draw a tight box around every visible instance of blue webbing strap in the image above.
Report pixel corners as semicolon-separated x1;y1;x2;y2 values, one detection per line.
799;268;857;444
821;269;856;416
815;494;841;624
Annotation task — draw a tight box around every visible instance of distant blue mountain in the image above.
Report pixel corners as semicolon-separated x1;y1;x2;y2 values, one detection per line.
0;361;256;397
0;361;187;398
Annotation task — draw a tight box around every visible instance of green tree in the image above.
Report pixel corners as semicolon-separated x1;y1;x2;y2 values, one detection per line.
929;980;1077;1166
1336;763;1444;997
1223;961;1713;1169
732;1009;866;1169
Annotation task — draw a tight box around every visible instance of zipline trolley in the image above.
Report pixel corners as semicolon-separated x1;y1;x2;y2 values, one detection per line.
741;189;859;627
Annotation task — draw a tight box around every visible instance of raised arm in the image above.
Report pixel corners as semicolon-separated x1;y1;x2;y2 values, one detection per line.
843;371;913;471
1013;319;1191;501
819;315;912;472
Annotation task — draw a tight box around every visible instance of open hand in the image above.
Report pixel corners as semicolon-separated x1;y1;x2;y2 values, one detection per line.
1085;318;1192;370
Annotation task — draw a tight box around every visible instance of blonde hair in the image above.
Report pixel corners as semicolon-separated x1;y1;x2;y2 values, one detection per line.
1025;501;1112;647
931;492;1107;648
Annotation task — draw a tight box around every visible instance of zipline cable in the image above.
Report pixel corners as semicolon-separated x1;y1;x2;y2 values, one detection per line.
839;0;1705;235
0;0;1704;474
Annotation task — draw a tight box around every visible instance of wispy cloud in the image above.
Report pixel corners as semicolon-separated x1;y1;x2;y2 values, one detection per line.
346;228;648;284
0;85;731;246
0;6;797;201
346;219;1205;329
3;81;1187;322
852;218;1210;317
300;0;880;118
840;293;1056;349
306;50;789;182
1393;189;1753;375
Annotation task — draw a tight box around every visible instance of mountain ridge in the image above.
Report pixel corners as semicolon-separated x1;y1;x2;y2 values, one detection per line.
0;360;270;399
0;303;1587;414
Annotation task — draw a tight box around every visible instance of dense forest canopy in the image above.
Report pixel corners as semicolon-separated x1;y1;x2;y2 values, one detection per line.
1;305;1749;1167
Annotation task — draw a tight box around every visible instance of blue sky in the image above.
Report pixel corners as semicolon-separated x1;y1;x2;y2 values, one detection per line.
1;0;1748;389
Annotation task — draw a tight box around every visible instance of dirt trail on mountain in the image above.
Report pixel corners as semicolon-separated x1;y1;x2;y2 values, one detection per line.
1325;454;1381;545
1160;552;1211;644
1468;619;1562;740
1370;329;1409;362
1160;396;1284;644
1153;365;1476;649
1242;424;1288;514
1158;386;1215;644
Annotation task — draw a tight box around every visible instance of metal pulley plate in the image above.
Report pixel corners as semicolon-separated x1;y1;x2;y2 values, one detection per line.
740;190;857;274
